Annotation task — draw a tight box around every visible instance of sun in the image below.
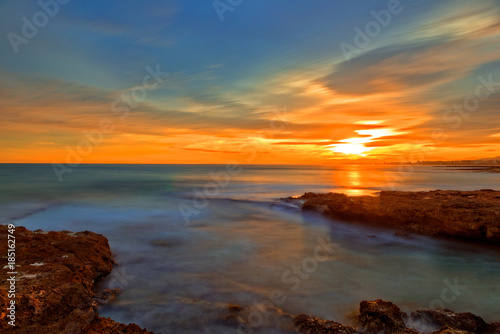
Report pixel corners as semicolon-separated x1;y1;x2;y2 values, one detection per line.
329;137;373;156
328;127;405;157
330;143;372;156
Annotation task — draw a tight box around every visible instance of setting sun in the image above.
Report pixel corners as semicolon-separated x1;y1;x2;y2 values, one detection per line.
330;137;373;156
329;128;404;157
330;143;372;156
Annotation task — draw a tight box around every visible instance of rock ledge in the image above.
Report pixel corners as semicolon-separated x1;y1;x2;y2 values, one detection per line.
296;190;500;243
0;225;153;334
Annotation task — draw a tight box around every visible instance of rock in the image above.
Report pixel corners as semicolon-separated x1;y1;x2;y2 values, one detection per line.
298;190;500;243
93;288;121;307
218;303;295;332
218;305;245;326
485;322;500;334
228;304;244;313
357;299;408;333
0;225;154;334
294;314;358;334
292;300;499;334
86;317;156;334
411;309;488;333
431;326;474;334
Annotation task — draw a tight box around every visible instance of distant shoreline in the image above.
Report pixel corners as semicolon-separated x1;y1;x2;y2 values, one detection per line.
433;166;500;173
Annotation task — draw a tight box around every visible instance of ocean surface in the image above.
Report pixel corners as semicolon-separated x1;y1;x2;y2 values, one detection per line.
1;164;500;333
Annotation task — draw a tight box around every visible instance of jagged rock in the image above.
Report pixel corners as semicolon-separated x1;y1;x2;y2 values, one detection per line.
431;326;474;334
298;190;500;243
295;314;358;334
486;322;500;334
86;317;156;334
357;299;409;333
0;225;153;334
411;309;488;333
93;288;121;307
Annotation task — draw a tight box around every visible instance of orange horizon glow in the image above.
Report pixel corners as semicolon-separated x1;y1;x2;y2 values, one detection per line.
1;1;500;164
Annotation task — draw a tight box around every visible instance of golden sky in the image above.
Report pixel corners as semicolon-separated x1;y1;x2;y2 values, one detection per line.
1;0;500;164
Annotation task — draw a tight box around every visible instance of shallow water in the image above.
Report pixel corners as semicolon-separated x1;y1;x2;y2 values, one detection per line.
1;164;500;333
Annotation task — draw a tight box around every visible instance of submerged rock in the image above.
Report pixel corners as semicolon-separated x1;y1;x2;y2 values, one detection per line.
294;314;357;334
298;190;500;243
294;300;500;334
431;326;474;334
0;225;153;334
411;309;488;333
487;323;500;334
2;224;498;333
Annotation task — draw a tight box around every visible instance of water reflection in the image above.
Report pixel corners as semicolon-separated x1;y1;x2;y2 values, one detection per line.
331;165;388;195
2;164;500;333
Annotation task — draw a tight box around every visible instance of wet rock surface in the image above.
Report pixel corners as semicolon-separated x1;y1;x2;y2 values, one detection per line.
357;299;409;333
2;225;499;333
410;309;489;333
0;225;153;334
293;300;500;334
431;327;474;334
297;190;500;243
295;314;357;334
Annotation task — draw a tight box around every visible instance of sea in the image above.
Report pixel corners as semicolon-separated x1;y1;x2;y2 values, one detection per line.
1;164;499;333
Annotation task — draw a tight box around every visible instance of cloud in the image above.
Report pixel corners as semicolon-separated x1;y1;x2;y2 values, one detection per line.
2;0;500;163
322;1;500;97
178;148;242;154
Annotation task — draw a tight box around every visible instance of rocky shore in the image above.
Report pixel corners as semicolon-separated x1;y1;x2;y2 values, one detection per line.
2;221;499;333
294;190;500;243
214;298;500;333
293;299;500;334
0;225;153;334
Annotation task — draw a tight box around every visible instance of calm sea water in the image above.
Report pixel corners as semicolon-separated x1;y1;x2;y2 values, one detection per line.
1;164;500;333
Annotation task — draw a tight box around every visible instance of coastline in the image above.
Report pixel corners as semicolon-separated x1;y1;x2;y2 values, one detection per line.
292;189;500;244
0;225;153;334
2;188;500;333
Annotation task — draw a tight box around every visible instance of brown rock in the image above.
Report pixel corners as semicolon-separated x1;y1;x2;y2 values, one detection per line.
357;299;408;333
485;322;500;334
0;225;154;334
294;314;358;334
299;190;500;243
86;317;155;334
291;300;500;334
432;326;474;334
93;288;121;307
411;309;488;333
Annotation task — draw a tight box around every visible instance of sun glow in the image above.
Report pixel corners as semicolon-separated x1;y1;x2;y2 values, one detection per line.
329;137;373;156
329;127;405;157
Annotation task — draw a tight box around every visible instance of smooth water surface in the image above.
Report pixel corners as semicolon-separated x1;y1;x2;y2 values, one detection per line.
1;164;499;333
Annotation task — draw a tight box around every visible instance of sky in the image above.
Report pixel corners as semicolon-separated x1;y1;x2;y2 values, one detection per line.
1;0;500;164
